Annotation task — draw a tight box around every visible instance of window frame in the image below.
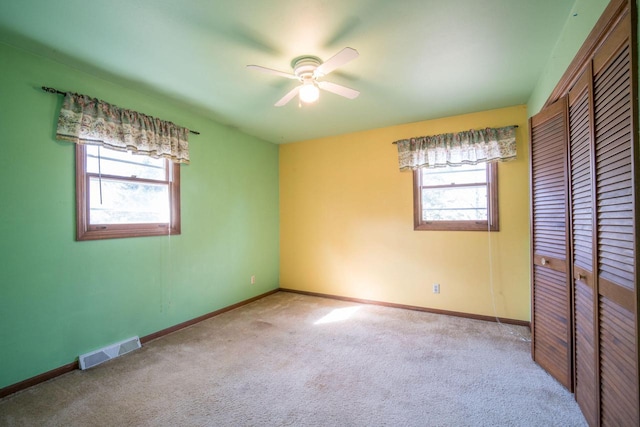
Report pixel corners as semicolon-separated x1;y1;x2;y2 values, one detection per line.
413;162;499;231
75;144;181;241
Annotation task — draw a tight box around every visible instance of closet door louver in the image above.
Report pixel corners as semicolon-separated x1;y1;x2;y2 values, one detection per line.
529;97;572;390
592;16;638;425
568;70;598;426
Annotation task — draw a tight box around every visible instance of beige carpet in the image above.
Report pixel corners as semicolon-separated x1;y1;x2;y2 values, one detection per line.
0;292;586;426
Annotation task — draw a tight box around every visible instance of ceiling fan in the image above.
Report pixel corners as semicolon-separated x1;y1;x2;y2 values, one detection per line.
247;47;360;107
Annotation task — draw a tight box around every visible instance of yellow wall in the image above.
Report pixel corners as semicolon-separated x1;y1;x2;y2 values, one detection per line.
280;105;531;321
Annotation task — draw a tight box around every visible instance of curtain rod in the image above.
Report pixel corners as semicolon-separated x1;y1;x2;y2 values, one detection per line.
41;86;200;135
390;125;518;144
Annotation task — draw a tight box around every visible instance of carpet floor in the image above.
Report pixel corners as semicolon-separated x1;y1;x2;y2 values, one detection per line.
0;292;586;426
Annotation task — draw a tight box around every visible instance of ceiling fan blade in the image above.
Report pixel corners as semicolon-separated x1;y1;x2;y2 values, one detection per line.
246;65;298;80
314;47;359;77
275;85;301;107
317;81;360;99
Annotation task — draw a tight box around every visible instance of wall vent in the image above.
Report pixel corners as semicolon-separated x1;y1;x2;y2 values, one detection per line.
79;336;141;370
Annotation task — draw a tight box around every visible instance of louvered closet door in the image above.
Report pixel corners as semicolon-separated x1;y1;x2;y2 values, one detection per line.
568;69;598;426
592;15;638;425
529;97;572;390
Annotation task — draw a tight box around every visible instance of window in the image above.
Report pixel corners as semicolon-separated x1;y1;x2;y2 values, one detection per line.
76;144;181;240
413;162;498;231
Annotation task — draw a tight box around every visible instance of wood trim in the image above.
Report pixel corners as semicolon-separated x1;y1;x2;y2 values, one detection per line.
543;0;629;109
413;219;497;232
587;59;602;426
599;277;635;313
279;288;531;327
413;162;499;232
573;265;594;289
488;163;500;231
0;361;78;399
533;91;570;125
528;115;535;361
568;68;590;105
533;254;567;273
593;11;631;75
562;91;574;395
75;144;181;241
413;169;421;230
75;144;88;240
0;289;279;399
630;1;640;420
170;157;181;236
140;288;279;343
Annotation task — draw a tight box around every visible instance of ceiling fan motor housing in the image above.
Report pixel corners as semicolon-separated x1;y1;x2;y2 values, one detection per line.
292;56;322;80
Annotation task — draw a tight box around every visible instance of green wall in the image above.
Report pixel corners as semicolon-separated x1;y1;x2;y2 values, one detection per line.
527;0;609;115
0;42;279;389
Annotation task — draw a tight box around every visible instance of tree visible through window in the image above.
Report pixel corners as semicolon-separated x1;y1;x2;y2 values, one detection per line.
413;162;498;231
76;144;181;240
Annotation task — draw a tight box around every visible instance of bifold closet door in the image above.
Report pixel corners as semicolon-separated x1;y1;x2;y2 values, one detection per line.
532;2;638;424
568;69;598;426
529;97;572;390
591;15;638;425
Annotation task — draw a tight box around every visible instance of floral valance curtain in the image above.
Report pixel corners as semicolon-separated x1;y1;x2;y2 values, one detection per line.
56;92;190;164
394;126;516;171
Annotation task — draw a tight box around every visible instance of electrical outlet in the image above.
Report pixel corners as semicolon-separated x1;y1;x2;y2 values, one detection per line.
433;283;440;294
250;275;256;285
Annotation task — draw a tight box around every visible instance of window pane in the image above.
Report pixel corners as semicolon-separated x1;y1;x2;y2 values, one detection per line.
89;177;169;224
421;164;486;186
86;145;166;180
421;185;487;221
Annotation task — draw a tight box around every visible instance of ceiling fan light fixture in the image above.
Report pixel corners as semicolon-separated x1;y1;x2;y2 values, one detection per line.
299;81;320;103
248;47;359;107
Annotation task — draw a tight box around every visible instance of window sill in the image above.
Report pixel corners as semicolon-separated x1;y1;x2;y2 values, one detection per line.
414;221;499;232
77;224;181;241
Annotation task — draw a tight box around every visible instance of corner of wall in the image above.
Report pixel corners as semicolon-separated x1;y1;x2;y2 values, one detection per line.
527;0;610;116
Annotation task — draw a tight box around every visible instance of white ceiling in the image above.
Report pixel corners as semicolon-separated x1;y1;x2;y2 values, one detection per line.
0;0;575;143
